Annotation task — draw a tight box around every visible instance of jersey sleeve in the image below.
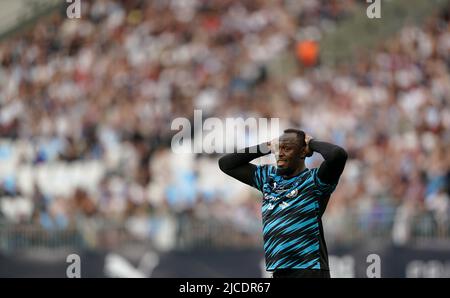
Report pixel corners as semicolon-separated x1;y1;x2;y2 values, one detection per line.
311;167;337;196
252;164;269;192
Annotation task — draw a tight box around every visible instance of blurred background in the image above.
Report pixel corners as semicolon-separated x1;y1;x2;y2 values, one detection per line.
0;0;449;277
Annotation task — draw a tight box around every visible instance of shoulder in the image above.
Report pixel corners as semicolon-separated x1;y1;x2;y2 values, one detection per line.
253;164;276;191
309;167;337;193
255;164;276;178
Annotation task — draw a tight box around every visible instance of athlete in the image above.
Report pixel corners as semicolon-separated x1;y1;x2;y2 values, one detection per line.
218;129;348;278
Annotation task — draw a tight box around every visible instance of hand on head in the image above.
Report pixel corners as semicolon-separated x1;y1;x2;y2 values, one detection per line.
304;134;314;157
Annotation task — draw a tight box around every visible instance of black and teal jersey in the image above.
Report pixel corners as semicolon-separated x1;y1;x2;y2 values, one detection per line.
252;165;336;271
218;139;347;274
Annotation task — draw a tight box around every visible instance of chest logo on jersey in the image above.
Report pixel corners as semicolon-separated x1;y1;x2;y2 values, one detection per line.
264;194;280;202
267;181;292;194
285;188;298;198
280;201;290;209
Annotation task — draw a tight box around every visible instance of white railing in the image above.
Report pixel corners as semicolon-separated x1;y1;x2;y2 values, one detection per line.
0;211;448;253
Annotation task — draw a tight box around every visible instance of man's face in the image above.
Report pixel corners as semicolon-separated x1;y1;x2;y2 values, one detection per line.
273;133;306;176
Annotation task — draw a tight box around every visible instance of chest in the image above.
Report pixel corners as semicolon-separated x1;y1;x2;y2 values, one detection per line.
261;175;317;215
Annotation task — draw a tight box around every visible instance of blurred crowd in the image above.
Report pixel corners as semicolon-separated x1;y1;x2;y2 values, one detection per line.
0;0;449;248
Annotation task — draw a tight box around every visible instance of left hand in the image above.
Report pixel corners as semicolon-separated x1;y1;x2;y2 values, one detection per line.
304;134;314;157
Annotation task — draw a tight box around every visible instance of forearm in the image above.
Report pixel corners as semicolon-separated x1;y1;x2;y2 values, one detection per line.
309;140;348;184
218;143;270;186
218;143;270;171
309;140;347;162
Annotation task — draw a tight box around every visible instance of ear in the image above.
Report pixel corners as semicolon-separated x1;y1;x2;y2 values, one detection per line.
299;146;307;159
304;145;313;158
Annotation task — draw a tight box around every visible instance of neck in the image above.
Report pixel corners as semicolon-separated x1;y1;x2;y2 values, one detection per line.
282;162;306;179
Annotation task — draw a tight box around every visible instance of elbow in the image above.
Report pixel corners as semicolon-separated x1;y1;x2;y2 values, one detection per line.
333;147;348;164
218;156;228;172
218;154;239;173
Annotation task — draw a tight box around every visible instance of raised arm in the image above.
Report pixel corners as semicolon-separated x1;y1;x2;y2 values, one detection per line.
218;143;270;187
308;139;348;185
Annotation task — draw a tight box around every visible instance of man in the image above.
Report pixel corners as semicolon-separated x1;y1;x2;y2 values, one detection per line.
218;129;347;278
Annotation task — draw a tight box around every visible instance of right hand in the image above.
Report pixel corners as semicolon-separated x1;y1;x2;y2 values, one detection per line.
267;138;279;154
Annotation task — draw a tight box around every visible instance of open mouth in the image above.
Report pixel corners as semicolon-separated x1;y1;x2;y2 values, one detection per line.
277;160;287;167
